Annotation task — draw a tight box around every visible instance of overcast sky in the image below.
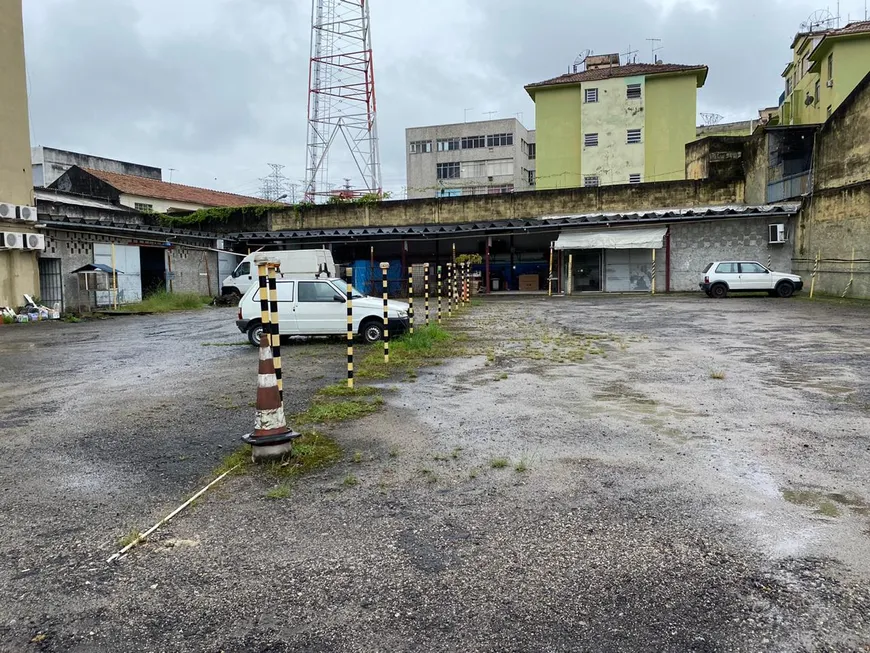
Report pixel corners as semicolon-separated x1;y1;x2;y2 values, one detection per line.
22;0;870;199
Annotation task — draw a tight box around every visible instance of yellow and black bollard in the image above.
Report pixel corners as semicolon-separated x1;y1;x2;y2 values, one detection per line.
267;265;283;404
437;265;443;324
381;262;390;363
408;264;415;336
346;267;354;389
651;249;657;296
465;262;471;304
810;250;820;299
257;261;272;348
424;263;430;327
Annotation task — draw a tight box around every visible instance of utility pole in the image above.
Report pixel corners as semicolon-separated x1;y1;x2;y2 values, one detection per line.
260;163;291;202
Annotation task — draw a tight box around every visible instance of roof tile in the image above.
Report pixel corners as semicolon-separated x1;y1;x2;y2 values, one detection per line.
526;63;708;89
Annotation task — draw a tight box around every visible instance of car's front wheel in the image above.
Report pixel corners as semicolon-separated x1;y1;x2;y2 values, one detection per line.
361;319;384;344
710;283;728;299
247;321;264;347
776;281;795;298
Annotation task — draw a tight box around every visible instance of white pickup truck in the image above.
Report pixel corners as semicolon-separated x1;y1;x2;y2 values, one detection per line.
236;276;409;346
221;249;335;298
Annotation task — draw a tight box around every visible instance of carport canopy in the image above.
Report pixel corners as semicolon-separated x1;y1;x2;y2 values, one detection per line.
554;226;668;250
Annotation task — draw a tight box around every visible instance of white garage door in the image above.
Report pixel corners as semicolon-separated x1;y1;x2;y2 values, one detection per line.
94;244;143;305
605;249;653;292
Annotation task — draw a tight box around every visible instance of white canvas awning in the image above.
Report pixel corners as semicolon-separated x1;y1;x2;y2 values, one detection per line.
554;227;668;250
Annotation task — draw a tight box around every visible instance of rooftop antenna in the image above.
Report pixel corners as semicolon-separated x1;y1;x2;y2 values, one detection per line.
646;38;663;63
800;8;837;32
700;112;724;126
464;108;474;123
483;111;497;120
572;49;593;73
515;112;524;123
622;44;639;65
167;168;176;184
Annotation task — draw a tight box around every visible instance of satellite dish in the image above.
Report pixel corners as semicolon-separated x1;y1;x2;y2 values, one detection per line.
800;8;836;32
805;94;815;106
572;49;593;73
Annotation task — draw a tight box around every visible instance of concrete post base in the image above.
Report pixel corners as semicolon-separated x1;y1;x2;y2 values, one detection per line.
242;431;300;463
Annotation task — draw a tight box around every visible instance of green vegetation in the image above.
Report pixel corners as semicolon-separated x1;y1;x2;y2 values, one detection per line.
1;314;15;325
388;446;400;458
490;457;510;469
343;474;359;487
357;324;458;379
352;451;363;464
159;204;275;227
515;460;528;473
316;384;380;398
292;397;383;426
265;484;291;500
118;290;211;313
118;529;142;548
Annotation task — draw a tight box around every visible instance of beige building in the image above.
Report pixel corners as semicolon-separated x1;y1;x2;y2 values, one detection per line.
0;0;38;309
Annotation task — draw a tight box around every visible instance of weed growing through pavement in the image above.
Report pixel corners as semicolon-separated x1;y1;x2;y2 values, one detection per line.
490;457;509;469
469;468;479;479
451;447;463;459
389;446;400;458
515;459;529;473
343;474;359;487
710;371;726;380
352;451;363;464
291;396;383;426
118;290;212;313
265;484;291;500
357;324;460;380
118;529;142;548
317;384;380;398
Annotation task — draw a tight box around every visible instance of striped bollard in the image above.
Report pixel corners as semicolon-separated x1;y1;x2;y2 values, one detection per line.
267;265;283;403
768;253;772;270
447;263;453;317
810;250;819;299
381;262;390;363
437;265;443;324
408;264;415;336
452;263;458;311
651;249;656;296
346;267;354;389
466;262;471;303
424;263;430;327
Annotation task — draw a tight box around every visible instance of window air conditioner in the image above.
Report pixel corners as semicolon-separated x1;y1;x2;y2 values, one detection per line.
0;203;16;220
768;224;787;244
22;233;45;250
1;232;25;249
17;205;37;222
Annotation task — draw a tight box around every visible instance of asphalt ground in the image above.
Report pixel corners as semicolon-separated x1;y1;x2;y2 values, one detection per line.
1;296;869;652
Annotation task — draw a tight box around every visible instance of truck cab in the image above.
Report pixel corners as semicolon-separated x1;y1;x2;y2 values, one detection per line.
221;249;335;298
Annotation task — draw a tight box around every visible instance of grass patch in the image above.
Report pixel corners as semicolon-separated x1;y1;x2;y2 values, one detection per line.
710;371;726;380
292;397;383;426
118;529;142;548
357;324;458;379
490;457;510;469
451;447;463;459
352;451;363;464
214;446;252;477
343;474;359;487
267;431;343;479
265;484;291;500
316;384;380;399
389;446;400;458
119;290;211;314
515;460;528;473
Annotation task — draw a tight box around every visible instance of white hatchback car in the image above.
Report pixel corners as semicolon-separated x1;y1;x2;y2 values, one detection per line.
237;276;410;346
700;261;804;299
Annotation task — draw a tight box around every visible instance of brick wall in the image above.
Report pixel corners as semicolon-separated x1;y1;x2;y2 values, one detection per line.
270;179;745;231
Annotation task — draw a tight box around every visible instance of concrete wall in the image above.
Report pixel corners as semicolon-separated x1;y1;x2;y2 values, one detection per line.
119;193;212;214
793;73;870;297
581;76;645;184
32;146;162;188
742;132;769;206
405;118;535;198
645;74;698;182
270;179;745;232
534;86;585;190
0;0;37;309
685;136;748;183
669;217;796;291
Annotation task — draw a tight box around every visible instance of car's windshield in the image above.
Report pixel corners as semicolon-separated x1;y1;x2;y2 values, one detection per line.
331;279;365;298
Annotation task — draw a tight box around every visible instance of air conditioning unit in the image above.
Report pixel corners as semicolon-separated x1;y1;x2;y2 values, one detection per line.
826;79;834;87
22;233;45;250
0;203;16;220
768;224;787;244
17;205;37;222
1;232;25;249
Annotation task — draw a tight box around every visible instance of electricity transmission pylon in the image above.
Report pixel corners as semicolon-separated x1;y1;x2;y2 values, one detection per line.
304;0;382;202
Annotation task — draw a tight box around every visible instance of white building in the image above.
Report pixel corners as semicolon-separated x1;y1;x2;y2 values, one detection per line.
405;118;536;199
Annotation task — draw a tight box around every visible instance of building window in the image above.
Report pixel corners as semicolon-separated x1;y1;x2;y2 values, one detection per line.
528;169;536;186
409;140;432;154
584;175;600;188
584;88;598;103
584;133;599;147
627;129;642;144
629;174;642;184
460;161;486;178
827;53;834;80
814;80;820;105
437;138;460;152
786;78;792;95
626;84;642;99
486;159;514;177
134;202;154;211
437;188;462;198
527;142;536;159
827;105;833;118
486;133;514;147
436;162;460;180
461;135;486;149
487;185;514;194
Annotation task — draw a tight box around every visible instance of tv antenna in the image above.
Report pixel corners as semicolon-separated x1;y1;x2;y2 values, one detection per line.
572;49;593;73
646;38;663;63
800;8;837;32
622;44;639;65
700;113;724;126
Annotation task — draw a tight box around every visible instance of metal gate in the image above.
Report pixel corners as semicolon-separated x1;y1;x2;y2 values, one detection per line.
38;258;64;309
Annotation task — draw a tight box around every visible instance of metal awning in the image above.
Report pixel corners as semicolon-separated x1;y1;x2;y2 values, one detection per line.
554;226;668;250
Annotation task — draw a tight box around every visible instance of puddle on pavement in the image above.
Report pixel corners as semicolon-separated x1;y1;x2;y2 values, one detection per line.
782;489;870;518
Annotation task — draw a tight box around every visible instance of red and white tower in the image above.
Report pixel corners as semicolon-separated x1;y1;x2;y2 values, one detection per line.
304;0;382;202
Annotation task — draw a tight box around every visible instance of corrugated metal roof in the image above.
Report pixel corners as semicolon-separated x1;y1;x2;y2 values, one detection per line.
235;204;801;242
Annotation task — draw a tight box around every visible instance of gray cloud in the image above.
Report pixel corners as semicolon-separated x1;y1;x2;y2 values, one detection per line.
22;0;870;197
